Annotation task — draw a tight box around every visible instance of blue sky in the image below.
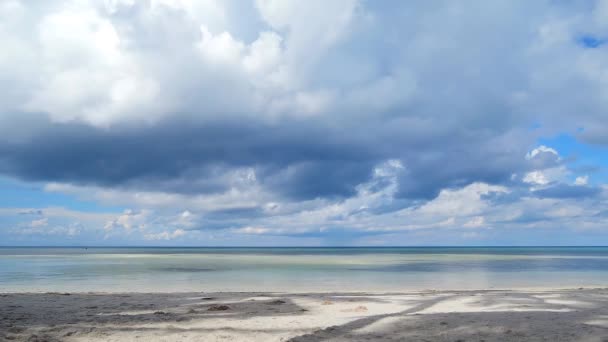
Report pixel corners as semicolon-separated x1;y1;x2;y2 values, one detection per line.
1;0;608;246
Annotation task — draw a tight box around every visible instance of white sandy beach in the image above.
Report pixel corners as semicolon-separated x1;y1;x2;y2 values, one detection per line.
2;288;608;341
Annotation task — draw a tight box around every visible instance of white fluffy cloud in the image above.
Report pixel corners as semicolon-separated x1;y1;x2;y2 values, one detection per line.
104;209;150;232
0;0;367;126
526;146;559;160
144;228;187;241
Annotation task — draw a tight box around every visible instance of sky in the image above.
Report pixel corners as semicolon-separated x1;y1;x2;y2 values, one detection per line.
1;0;608;246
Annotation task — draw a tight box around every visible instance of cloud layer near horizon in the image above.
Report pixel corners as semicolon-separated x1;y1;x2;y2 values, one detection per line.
1;0;608;245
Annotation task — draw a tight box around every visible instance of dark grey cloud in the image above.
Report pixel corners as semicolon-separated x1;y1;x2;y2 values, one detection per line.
396;139;527;200
0;112;533;202
0;116;382;199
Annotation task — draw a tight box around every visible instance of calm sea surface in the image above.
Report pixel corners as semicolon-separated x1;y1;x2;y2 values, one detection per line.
1;247;608;292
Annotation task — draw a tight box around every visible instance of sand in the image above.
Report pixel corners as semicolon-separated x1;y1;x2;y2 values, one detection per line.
2;288;608;341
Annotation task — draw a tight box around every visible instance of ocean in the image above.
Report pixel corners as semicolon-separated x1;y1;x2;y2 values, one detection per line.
1;247;607;292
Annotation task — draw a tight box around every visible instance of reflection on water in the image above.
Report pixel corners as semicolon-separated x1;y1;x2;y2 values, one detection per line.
1;247;607;292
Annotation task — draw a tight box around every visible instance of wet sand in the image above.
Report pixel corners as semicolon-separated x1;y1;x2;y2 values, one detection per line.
2;288;608;341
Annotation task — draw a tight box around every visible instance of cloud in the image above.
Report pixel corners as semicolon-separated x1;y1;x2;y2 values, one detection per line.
18;209;43;216
575;175;589;186
29;218;48;228
523;171;551;186
12;220;82;237
526;146;559;160
463;216;485;229
104;209;150;232
533;184;602;199
0;1;607;244
235;226;271;235
144;229;187;241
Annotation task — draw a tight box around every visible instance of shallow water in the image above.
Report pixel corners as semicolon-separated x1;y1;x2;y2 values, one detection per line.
1;247;607;292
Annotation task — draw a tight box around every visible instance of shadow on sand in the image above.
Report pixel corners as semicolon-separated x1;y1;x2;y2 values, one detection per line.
1;290;608;341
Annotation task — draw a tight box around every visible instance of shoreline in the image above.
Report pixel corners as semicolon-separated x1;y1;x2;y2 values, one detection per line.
2;284;608;295
3;288;608;341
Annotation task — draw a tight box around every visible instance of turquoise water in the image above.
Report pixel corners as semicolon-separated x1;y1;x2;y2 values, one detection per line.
1;247;608;292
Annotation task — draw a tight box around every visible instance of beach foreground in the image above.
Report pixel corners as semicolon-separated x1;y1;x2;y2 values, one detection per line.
2;289;608;342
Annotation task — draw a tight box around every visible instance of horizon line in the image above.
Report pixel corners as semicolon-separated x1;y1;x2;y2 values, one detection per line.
2;245;608;248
